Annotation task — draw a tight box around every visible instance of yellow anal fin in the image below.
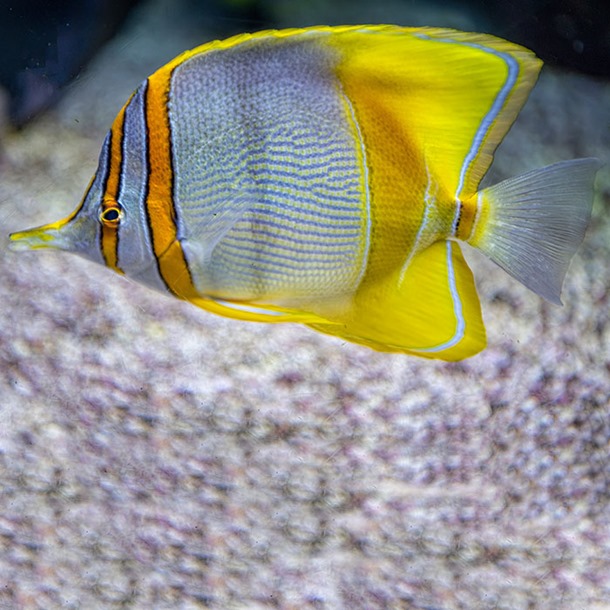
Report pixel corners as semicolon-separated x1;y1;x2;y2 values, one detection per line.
308;241;485;360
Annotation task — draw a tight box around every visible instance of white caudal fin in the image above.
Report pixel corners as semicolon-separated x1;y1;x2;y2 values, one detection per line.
471;158;601;305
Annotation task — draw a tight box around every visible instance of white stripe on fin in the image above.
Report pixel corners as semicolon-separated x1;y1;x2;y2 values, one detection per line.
212;298;289;318
398;159;437;285
411;240;466;354
415;33;520;235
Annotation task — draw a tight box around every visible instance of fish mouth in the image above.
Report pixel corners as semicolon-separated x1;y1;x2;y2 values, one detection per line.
8;218;71;252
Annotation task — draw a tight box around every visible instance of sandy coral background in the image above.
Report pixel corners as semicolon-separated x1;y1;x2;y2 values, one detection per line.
1;1;609;608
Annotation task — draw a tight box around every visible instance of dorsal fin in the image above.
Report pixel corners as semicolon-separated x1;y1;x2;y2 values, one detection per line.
330;26;542;199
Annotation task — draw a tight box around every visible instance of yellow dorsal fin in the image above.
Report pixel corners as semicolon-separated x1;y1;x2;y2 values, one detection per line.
308;240;485;360
329;26;542;200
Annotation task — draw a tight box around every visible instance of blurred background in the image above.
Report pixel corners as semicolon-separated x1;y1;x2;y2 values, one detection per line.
0;1;609;609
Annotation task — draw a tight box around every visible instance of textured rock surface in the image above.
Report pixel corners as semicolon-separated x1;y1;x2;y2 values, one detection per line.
1;1;609;608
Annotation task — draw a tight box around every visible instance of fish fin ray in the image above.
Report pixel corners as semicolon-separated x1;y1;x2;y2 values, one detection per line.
471;158;601;304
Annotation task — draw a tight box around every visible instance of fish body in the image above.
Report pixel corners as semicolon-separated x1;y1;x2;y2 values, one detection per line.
10;26;599;359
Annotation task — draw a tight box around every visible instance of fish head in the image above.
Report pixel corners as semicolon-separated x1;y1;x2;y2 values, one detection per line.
9;129;160;279
8;183;106;263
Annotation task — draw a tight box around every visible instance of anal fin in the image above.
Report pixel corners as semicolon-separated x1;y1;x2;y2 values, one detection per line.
308;240;486;360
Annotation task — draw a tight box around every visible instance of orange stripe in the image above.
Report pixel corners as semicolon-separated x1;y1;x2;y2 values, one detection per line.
144;70;198;299
100;108;126;273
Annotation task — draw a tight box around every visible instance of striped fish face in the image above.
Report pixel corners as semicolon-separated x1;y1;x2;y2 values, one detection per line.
102;82;171;292
8;83;170;293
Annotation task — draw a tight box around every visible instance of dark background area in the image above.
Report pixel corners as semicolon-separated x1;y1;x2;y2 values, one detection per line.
0;0;609;126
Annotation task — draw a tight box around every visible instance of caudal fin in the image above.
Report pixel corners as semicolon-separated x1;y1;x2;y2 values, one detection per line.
470;158;601;304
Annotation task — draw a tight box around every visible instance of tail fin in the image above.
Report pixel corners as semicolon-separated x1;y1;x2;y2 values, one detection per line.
470;158;601;304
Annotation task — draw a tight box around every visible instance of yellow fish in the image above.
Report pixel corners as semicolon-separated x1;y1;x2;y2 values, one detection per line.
9;25;599;360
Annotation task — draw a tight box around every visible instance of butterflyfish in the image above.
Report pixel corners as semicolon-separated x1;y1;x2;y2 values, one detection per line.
9;26;600;360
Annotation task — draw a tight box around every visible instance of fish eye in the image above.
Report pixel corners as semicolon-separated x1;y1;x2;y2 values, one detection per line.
99;205;123;226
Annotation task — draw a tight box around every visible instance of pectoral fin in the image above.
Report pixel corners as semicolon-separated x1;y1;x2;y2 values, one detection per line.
179;189;252;266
